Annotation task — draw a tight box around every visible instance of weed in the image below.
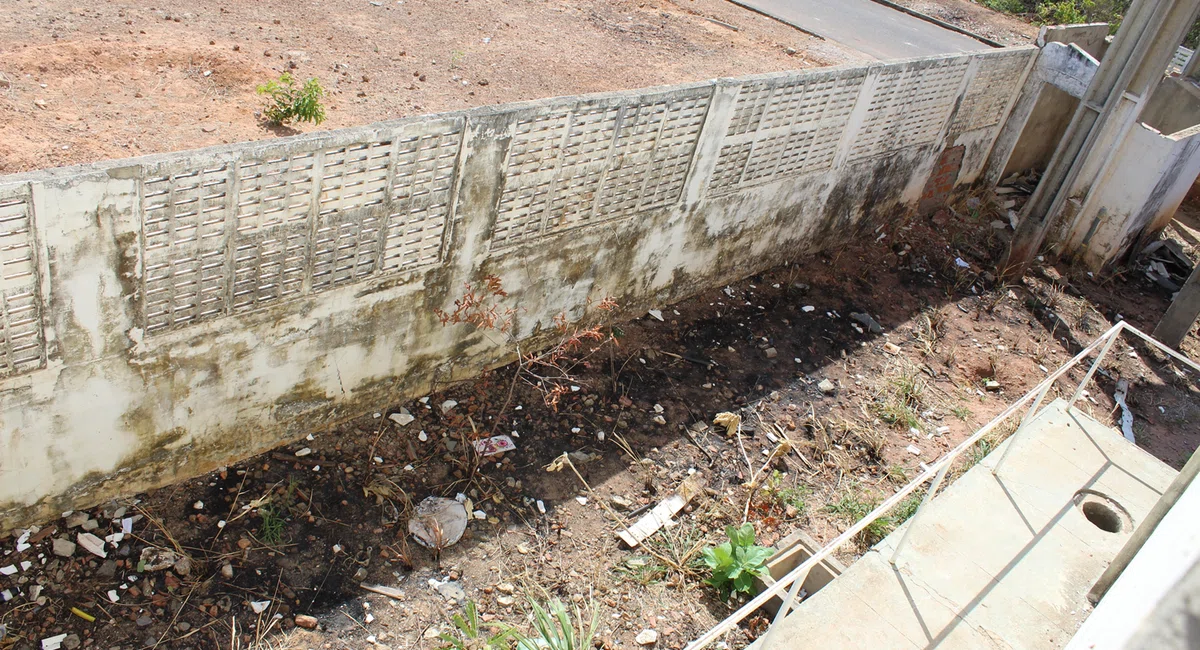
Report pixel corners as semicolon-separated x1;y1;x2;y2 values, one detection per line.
762;471;811;517
968;438;996;467
515;597;598;650
256;73;327;126
616;556;668;586
258;505;285;546
450;49;466;69
826;490;924;546
952;405;972;421
872;364;926;430
440;601;514;650
914;310;943;357
701;523;773;601
984;0;1027;12
886;465;909;484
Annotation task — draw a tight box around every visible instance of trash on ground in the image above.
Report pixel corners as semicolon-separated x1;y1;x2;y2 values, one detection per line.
1113;379;1136;443
408;496;468;548
618;474;705;548
473;435;516;457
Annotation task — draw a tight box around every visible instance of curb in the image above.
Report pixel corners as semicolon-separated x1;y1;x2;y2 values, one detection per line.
863;0;1006;48
723;0;828;41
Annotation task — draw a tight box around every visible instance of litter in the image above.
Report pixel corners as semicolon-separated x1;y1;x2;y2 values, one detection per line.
250;600;271;614
360;583;405;600
647;309;664;321
408;496;468;549
388;409;415;426
618;475;705;547
42;634;68;650
473;435;516;457
76;533;107;559
1113;379;1136;443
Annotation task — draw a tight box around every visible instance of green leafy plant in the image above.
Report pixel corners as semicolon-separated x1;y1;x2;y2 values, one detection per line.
515;598;598;650
701;523;772;601
256;73;327;126
763;471;811;517
439;601;514;650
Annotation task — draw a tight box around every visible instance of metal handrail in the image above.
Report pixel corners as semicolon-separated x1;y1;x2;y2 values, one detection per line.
686;320;1199;650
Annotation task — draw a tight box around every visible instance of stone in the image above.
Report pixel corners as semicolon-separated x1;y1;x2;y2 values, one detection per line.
295;614;319;629
883;342;902;355
985;380;1001;391
81;518;99;531
64;512;89;529
52;537;76;557
496;582;515;594
440;400;458;413
818;379;837;395
764;347;778;359
610;495;634;510
434;579;466;602
409;497;468;549
850;312;883;334
62;634;80;650
635;629;658;645
497;595;515;606
96;560;117;579
136;615;153;627
221;564;234;579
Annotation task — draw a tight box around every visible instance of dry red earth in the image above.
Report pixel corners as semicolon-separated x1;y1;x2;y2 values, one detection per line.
0;0;857;174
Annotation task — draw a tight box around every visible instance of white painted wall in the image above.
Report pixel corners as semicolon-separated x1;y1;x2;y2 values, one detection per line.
0;47;1038;532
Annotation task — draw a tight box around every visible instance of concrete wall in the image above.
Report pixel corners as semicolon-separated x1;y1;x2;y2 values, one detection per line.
0;47;1037;532
1141;77;1200;136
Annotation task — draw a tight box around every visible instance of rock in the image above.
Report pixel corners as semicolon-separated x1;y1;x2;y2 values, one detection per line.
496;582;516;594
295;614;319;629
764;347;778;359
818;379;836;395
635;629;658;645
883;342;901;355
497;595;515;606
984;380;1001;391
136;615;153;627
33;99;47;109
139;547;183;572
52;537;76;557
221;564;234;579
409;497;468;549
249;600;271;614
81;519;99;531
651;415;666;426
96;560;117;579
991;220;1008;230
440;400;458;413
433;579;466;602
389;408;415;426
610;495;634;510
64;512;89;529
62;634;80;650
850;312;882;334
647;309;664;321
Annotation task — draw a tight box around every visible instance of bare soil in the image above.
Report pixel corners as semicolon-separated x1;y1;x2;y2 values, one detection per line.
2;190;1197;650
888;0;1040;46
0;0;856;174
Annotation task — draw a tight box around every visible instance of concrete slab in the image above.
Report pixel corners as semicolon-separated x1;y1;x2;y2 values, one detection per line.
758;400;1176;650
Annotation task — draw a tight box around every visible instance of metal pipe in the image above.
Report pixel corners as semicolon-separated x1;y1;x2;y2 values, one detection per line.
993;377;1054;476
1070;328;1123;406
890;461;952;566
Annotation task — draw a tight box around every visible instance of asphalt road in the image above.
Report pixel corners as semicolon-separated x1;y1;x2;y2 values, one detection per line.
732;0;993;60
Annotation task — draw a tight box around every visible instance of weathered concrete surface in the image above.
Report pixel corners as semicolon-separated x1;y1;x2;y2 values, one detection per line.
0;47;1037;533
1067;472;1200;650
760;399;1177;649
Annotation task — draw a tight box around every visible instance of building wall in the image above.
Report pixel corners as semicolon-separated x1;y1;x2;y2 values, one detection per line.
0;47;1037;532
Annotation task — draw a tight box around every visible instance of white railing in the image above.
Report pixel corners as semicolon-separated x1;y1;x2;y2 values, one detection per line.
1170;44;1194;75
686;320;1200;650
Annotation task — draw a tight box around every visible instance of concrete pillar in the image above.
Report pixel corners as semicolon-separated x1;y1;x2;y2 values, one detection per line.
1005;0;1200;275
1153;262;1200;347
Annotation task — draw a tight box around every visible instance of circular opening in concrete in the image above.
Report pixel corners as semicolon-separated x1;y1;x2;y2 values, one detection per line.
1082;501;1123;533
1073;490;1132;534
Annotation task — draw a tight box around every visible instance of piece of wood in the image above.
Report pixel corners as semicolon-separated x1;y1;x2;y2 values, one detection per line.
360;583;405;600
1153;260;1200;348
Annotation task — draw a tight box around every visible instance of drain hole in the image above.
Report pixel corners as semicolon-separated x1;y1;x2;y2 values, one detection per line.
1082;501;1123;533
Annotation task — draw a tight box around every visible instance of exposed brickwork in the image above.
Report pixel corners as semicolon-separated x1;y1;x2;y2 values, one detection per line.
919;145;965;217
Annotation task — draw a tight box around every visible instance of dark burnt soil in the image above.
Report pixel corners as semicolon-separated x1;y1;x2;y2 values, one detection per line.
2;196;1197;650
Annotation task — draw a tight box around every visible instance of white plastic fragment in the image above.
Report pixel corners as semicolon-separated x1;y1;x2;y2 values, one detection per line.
440;400;458;413
42;633;68;650
389;409;415;426
295;447;312;457
107;589;120;603
536;500;546;514
955;257;970;268
906;444;922;456
647;309;664;321
0;565;15;576
250;600;271;614
77;533;107;558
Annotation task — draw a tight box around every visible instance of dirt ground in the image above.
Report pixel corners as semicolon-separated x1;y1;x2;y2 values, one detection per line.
1;186;1197;650
889;0;1040;46
0;0;862;174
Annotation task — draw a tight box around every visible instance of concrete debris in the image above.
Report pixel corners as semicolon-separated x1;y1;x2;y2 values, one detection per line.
906;444;922;456
76;533;107;559
440;400;458;413
409;496;468;548
818;379;836;394
850;312;882;334
52;537;76;557
610;495;634;510
764;347;778;359
1113;379;1135;443
635;629;659;645
618;475;704;547
388;408;415;426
